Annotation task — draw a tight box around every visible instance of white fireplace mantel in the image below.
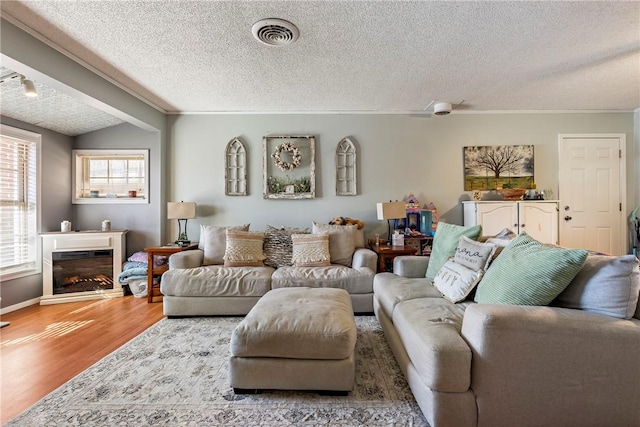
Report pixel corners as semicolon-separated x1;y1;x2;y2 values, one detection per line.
40;230;127;305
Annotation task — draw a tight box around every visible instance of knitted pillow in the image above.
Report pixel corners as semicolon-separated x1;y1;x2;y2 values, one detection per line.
199;224;250;265
291;233;331;267
223;230;265;267
263;225;311;268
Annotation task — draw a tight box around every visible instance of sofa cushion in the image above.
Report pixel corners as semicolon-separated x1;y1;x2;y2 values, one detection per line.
475;232;588;306
393;298;472;392
554;254;640;319
291;233;331;267
312;222;358;267
223;230;265;267
160;265;274;298
373;273;442;319
432;236;497;303
199;224;250;265
425;222;482;281
263;225;310;268
272;265;374;295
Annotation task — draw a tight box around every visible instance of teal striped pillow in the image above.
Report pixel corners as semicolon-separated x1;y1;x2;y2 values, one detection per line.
474;233;588;306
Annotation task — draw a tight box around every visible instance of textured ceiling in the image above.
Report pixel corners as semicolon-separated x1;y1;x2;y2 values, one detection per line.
0;1;638;135
0;66;124;136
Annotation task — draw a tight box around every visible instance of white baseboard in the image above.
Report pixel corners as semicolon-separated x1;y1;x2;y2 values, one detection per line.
0;297;41;315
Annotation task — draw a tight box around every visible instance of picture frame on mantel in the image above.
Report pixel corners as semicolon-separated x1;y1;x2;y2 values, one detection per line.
263;135;316;199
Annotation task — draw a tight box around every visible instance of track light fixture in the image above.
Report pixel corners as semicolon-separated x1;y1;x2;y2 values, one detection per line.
0;72;38;97
20;76;37;97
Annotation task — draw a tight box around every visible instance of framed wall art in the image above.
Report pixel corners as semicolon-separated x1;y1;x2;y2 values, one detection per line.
463;145;534;191
263;135;315;199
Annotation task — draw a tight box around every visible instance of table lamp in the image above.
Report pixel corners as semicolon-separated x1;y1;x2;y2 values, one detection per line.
376;201;406;243
167;201;196;246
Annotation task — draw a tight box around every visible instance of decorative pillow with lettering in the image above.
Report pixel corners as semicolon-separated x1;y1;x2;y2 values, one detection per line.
432;236;497;303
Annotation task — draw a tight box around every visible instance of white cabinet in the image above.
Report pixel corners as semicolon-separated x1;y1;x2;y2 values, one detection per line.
463;201;559;245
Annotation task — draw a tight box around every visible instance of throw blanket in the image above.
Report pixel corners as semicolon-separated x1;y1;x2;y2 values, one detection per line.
118;261;148;284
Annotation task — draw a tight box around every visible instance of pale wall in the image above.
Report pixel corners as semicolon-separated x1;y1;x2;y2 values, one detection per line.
167;112;636;243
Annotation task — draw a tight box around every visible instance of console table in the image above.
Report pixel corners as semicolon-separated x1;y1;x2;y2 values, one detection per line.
145;243;198;303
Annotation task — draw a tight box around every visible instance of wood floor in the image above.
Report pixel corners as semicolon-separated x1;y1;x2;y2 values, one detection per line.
0;295;165;424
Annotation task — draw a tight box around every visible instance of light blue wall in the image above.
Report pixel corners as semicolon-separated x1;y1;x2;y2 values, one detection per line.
74;123;163;254
0;117;73;308
167;112;636;243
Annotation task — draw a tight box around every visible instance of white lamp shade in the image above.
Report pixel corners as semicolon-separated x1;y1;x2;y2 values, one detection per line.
376;201;406;220
167;201;196;219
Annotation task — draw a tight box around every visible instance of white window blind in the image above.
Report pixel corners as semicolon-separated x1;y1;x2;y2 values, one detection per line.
0;125;40;279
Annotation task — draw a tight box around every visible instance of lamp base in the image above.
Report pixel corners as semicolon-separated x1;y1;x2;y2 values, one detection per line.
175;239;191;247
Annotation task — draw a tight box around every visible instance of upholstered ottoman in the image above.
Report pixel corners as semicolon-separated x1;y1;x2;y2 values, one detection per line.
229;287;357;394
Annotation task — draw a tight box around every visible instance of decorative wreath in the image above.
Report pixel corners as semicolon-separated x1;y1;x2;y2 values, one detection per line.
271;143;302;171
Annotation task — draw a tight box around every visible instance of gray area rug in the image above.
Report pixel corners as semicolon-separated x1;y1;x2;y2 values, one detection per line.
8;316;429;426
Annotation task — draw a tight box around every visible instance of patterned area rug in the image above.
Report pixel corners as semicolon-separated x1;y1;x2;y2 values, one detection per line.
8;316;429;426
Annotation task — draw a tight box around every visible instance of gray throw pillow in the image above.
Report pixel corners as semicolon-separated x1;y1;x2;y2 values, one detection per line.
263;225;310;268
554;254;640;319
425;222;482;280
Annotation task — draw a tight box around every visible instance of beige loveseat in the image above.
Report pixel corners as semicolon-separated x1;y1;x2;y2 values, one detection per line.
161;223;377;316
374;229;640;427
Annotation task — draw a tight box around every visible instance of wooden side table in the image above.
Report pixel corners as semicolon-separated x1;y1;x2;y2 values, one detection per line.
405;236;434;256
144;243;198;303
368;241;418;273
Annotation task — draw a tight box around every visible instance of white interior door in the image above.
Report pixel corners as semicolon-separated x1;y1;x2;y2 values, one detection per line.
558;134;626;255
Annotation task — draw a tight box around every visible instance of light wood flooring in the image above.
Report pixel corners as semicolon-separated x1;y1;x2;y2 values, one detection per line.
0;296;165;424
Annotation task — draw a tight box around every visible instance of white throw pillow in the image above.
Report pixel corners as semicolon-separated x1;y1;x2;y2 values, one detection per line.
454;235;497;272
199;224;250;265
433;260;484;303
432;236;497;303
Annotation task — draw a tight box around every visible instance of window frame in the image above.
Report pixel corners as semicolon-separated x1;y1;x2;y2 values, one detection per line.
72;149;150;204
0;124;41;281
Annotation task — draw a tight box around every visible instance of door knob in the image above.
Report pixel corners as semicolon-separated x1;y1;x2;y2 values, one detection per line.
564;215;572;221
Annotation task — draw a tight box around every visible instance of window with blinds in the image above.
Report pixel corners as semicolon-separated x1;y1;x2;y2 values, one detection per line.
0;124;40;280
72;149;149;204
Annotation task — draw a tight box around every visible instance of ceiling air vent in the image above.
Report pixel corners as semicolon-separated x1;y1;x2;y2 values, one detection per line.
252;18;299;46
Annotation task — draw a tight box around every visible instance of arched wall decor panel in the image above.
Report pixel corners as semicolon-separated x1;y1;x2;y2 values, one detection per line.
336;137;357;196
225;137;247;196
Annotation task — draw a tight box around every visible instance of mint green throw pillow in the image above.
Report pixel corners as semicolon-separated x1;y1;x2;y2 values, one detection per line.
425;222;482;280
475;232;588;306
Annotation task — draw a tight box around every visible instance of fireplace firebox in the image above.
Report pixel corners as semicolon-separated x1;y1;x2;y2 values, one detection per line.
52;249;114;294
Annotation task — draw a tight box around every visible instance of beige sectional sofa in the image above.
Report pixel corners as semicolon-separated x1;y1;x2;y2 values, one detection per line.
373;225;640;427
161;223;377;316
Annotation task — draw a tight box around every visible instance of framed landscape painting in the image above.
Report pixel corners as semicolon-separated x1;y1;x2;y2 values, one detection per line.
463;145;534;191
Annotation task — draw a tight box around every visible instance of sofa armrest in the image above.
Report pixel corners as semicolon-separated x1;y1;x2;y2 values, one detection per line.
352;247;377;271
168;249;204;269
393;255;430;278
461;304;640;426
